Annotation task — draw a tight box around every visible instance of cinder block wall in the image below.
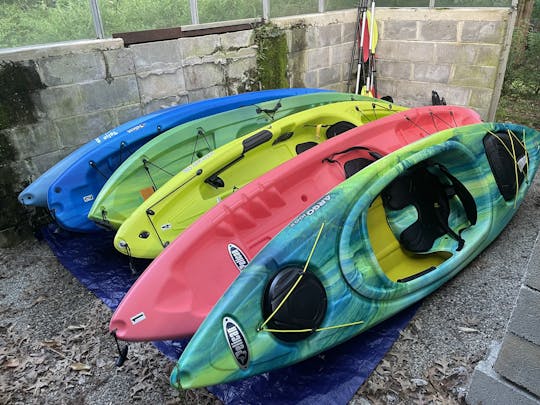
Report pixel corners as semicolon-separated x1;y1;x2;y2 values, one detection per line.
467;234;540;403
0;7;513;245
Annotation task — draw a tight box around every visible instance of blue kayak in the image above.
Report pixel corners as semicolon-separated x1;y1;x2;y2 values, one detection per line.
18;88;326;209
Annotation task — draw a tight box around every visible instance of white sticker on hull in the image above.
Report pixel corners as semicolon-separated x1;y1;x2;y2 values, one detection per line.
130;312;146;325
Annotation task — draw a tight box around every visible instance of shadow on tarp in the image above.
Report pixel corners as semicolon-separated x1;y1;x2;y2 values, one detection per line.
41;223;420;405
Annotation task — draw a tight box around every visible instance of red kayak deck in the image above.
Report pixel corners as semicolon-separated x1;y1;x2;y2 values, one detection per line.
110;105;482;341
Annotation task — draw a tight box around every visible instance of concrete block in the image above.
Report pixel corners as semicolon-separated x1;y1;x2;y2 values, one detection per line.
318;66;341;87
330;43;353;66
375;80;397;103
226;58;256;81
183;63;224;90
220;31;253;50
450;65;497;88
378;41;435;63
115;104;144;126
383;20;417;41
467;342;540;405
137;70;186;103
525;235;540;291
342;22;356;44
435;43;477;65
419;20;458;42
38;52;106;86
469;88;494;110
55;110;116;148
377;60;412;81
413;63;451;84
4;122;60;160
187;86;227;103
38;85;84;120
303;70;318;88
308;24;342;47
142;95;188;115
179;35;221;60
462;21;506;44
290;26;309;53
475;44;503;67
494;332;540;397
306;47;330;70
79;76;140;112
130;40;182;71
31;148;75;176
507;286;540;345
103;48;135;77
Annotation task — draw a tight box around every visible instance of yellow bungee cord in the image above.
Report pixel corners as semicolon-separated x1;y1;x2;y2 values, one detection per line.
258;222;365;334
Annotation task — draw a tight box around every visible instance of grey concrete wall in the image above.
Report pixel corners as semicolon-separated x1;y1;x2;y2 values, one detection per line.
0;7;513;245
275;8;512;119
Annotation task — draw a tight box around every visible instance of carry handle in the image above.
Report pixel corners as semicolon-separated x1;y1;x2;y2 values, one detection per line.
322;146;382;164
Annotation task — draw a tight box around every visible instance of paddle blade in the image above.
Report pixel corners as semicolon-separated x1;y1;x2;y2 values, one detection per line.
366;10;378;54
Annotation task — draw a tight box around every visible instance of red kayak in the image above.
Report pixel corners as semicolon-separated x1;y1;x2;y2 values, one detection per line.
110;105;482;341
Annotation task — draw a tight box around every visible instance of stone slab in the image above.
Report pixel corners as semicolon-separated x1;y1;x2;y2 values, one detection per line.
494;333;540;398
525;233;540;291
507;286;540;346
467;342;540;405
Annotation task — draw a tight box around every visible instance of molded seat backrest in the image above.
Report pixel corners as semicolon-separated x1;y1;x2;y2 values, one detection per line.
381;163;476;253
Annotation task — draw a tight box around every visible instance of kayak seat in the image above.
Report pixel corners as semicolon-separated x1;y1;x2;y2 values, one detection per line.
323;146;383;179
483;131;527;201
344;158;375;179
381;163;477;253
325;121;357;138
296;142;318;154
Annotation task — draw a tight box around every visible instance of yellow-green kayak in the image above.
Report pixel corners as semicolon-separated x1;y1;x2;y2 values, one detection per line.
114;99;407;258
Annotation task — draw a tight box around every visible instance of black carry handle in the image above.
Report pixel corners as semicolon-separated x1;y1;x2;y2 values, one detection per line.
322;146;382;164
204;130;273;189
256;101;282;116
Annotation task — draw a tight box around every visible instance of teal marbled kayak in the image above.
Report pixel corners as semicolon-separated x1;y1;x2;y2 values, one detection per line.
171;121;540;388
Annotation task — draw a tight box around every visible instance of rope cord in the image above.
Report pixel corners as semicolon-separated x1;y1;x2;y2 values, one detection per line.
190;128;212;164
263;320;365;334
429;111;454;130
258;222;325;332
404;116;431;136
89;160;109;180
486;128;529;206
142;170;203;247
371;103;378;120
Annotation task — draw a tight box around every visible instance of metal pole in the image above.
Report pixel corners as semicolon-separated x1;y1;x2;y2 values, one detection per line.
263;0;270;21
319;0;325;13
189;0;199;25
429;0;435;7
89;0;105;39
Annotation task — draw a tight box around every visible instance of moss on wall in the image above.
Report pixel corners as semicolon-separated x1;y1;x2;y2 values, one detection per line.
254;24;289;89
0;61;46;245
0;61;44;130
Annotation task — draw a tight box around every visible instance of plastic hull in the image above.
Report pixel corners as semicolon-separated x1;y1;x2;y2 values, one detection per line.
110;106;481;341
41;88;327;231
113;99;407;259
172;121;540;388
88;92;372;230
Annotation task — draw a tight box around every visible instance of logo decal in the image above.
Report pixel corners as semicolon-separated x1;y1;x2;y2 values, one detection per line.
228;244;249;271
222;317;249;369
83;194;94;203
291;194;332;227
130;312;146;325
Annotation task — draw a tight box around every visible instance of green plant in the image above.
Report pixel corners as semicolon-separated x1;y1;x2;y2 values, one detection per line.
254;23;289;89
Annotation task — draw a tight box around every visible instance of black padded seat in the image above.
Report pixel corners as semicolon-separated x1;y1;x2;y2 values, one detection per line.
381;163;477;253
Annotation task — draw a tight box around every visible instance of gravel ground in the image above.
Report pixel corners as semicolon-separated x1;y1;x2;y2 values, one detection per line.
1;175;538;404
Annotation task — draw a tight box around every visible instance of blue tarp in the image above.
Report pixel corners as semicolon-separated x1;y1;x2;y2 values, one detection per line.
41;224;420;404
